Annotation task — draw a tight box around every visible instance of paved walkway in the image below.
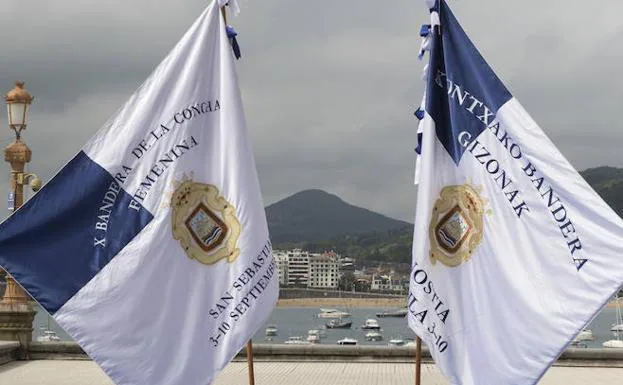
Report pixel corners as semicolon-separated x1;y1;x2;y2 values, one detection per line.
0;360;621;384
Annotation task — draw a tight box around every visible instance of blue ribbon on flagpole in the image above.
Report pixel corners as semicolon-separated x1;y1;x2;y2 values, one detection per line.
226;25;241;60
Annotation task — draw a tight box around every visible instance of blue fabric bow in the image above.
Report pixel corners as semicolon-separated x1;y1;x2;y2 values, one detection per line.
226;25;241;60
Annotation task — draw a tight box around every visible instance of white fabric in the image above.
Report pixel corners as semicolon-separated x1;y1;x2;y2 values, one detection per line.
409;97;623;384
218;0;240;16
55;2;277;384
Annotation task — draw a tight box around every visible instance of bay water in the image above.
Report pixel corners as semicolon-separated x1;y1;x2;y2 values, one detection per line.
34;305;620;348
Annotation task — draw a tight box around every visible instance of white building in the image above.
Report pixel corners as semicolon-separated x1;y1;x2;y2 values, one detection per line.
370;275;403;292
286;249;311;287
274;251;289;286
308;252;340;289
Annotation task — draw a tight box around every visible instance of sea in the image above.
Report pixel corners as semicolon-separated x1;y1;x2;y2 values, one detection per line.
34;305;620;348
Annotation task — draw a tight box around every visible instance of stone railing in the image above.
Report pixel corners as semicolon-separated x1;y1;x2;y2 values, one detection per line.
0;343;621;368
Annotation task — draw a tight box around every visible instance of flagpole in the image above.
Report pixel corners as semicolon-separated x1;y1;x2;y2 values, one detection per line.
247;340;256;385
220;4;227;24
415;336;422;385
220;4;256;385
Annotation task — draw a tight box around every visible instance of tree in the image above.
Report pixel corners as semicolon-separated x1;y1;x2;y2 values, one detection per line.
338;272;356;291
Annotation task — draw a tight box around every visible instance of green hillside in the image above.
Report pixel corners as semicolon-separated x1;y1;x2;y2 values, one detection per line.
267;167;623;264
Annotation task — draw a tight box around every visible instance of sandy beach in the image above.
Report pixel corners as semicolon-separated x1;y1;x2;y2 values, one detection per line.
277;297;622;309
277;297;406;308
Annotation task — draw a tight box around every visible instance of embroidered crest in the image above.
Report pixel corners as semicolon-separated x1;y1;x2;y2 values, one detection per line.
429;184;486;267
171;175;240;265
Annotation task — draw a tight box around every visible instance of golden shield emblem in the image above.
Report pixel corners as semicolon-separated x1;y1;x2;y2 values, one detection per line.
171;177;241;265
429;184;485;267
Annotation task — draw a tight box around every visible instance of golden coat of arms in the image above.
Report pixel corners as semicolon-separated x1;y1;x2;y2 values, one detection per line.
429;184;485;267
171;177;241;265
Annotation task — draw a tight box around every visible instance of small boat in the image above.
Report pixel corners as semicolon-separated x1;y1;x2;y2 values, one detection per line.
573;329;593;342
317;308;351;319
326;319;352;329
376;308;408;318
307;329;322;343
265;324;278;337
37;329;61;342
388;338;406;346
365;331;383;342
361;319;381;330
337;337;358;345
602;339;623;348
603;296;623;348
611;324;623;332
284;336;311;345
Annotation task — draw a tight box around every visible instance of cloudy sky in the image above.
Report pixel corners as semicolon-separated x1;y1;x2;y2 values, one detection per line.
1;0;622;222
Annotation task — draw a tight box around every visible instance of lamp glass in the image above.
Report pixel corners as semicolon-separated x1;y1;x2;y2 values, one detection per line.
7;102;28;127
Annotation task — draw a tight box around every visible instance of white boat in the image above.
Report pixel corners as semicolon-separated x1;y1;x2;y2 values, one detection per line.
361;318;381;330
574;329;593;342
603;296;623;348
610;324;623;332
388;338;406;346
307;329;323;343
265;324;278;337
602;339;623;348
37;329;61;342
365;331;383;342
317;308;351;319
284;336;311;345
337;337;358;345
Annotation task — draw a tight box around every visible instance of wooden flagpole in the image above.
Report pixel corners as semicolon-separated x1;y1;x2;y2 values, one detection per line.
247;340;256;385
220;3;227;24
219;3;255;385
415;336;422;385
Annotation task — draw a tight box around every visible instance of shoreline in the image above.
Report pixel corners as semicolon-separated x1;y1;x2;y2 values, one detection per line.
277;298;622;309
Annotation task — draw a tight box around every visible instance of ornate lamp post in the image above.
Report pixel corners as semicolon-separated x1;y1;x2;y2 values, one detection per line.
0;82;40;343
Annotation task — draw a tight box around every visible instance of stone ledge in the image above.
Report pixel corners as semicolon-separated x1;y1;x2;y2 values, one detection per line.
27;342;89;361
0;342;621;368
0;341;20;366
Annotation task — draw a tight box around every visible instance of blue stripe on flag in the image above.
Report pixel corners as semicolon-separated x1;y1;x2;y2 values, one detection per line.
0;151;153;314
426;0;512;164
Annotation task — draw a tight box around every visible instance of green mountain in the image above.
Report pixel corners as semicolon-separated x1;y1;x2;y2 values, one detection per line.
580;166;623;217
267;167;623;263
265;189;411;244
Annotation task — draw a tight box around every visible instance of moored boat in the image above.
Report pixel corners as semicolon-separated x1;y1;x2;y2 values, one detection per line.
361;318;381;330
265;324;278;337
602;339;623;348
307;329;322;343
317;308;351;318
326;319;352;329
388;338;406;346
365;331;383;342
284;336;311;345
376;308;408;318
337;337;358;345
37;329;61;342
573;329;593;342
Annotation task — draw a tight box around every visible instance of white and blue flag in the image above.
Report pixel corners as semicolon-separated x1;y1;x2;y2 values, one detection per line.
0;1;277;384
409;1;623;384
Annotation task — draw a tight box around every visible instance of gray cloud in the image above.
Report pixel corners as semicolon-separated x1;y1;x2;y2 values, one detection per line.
0;0;621;222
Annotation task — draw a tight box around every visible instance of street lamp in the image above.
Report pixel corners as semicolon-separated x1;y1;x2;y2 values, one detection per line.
5;81;33;140
1;81;40;305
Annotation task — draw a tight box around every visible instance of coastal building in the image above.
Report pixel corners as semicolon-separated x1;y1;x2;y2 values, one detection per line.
274;251;289;286
286;249;311;287
308;252;340;289
370;275;404;293
340;256;356;272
